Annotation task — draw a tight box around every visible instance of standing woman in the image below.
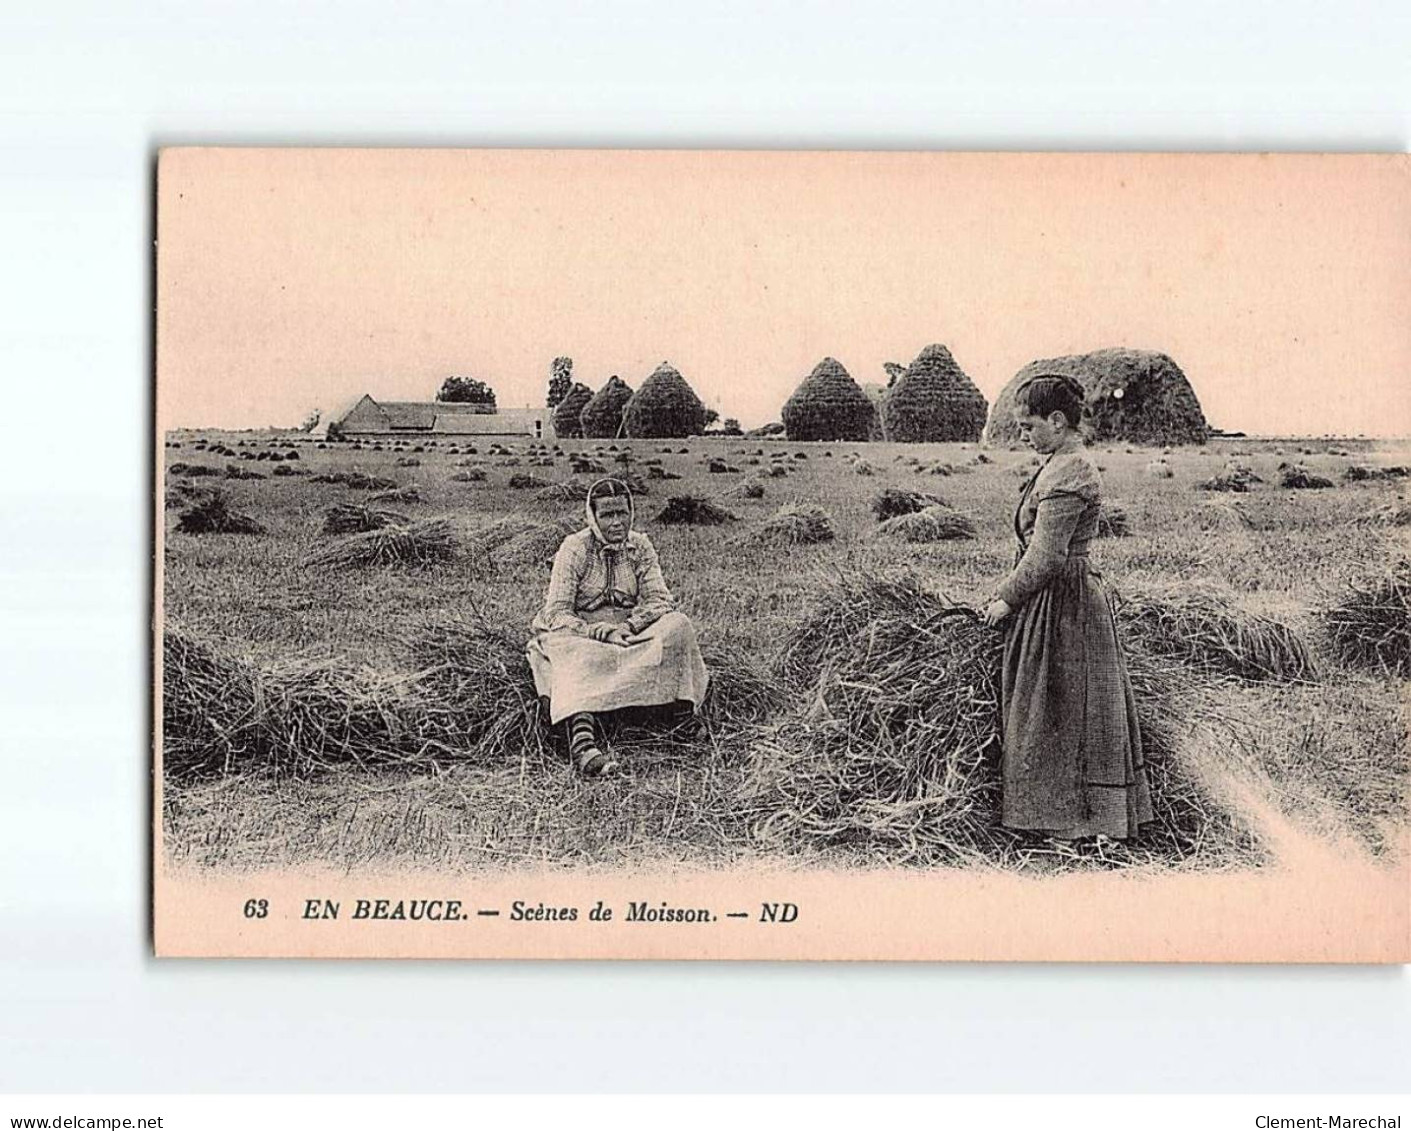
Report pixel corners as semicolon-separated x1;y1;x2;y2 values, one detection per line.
983;375;1154;842
527;477;710;776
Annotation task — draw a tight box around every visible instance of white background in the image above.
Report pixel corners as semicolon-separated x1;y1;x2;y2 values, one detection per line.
1;0;1409;1094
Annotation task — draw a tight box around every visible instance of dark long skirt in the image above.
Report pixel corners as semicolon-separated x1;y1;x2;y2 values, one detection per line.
1000;560;1155;838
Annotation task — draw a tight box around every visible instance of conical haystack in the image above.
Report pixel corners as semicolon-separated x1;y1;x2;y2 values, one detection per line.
622;362;708;439
883;344;988;443
579;375;634;439
986;348;1209;446
781;357;877;442
552;382;594;439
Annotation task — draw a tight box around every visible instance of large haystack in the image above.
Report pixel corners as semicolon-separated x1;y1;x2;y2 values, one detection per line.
622;362;708;439
986;348;1208;446
552;382;594;439
781;358;877;442
882;344;989;443
579;375;634;439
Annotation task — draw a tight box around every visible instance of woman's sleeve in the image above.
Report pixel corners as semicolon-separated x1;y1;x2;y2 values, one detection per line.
996;491;1089;609
533;540;590;635
625;539;676;635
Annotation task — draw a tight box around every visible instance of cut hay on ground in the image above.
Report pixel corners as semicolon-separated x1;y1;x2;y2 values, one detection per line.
1116;580;1318;683
1197;473;1252;493
655;494;738;526
174;489;264;535
754;504;835;545
450;469;487;483
310;471;398;490
533;479;591;505
1320;561;1411;677
1194;498;1254;532
491;521;577;569
877;506;976;543
508;473;550;490
224;464;265;480
369;486;421;505
754;573;1249;867
1278;463;1333;490
305;517;457;569
321;503;409;535
870;486;948;521
168;462;221;478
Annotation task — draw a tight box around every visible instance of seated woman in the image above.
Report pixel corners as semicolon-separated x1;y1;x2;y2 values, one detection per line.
527;477;710;776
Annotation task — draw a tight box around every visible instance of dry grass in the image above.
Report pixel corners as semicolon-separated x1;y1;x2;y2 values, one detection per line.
753;503;835;545
751;573;1257;869
174;489;264;535
1320;560;1411;677
1115;579;1318;683
655;494;738;526
321;503;408;535
876;506;976;543
870;486;949;521
305;517;457;569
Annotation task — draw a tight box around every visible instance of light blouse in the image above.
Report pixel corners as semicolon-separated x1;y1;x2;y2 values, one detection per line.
531;528;676;637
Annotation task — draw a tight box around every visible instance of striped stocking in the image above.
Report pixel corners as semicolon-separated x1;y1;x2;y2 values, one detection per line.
567;712;600;763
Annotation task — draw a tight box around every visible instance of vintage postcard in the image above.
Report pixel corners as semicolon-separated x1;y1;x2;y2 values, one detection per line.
154;149;1409;961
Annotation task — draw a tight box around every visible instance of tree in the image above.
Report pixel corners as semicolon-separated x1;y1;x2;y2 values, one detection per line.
436;376;497;406
703;408;720;428
720;418;743;436
298;408;321;433
547;356;573;409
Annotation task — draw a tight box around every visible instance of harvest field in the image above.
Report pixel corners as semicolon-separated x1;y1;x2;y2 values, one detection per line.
160;431;1410;876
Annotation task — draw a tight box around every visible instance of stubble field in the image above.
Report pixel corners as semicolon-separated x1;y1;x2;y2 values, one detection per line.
160;430;1410;877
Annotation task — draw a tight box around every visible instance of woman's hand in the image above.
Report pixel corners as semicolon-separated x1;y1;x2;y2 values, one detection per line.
586;623;615;643
983;598;1013;627
604;626;635;647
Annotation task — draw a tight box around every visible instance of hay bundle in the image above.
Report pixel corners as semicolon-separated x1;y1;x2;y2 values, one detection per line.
174;488;263;535
1278;462;1333;489
754;504;835;545
321;503;409;535
883;343;989;443
450;468;487;483
1116;580;1317;683
552;383;594;439
763;464;789;479
1096;503;1131;537
1343;464;1408;483
271;464;309;478
369;486;421;505
489;519;578;569
871;486;949;522
508;472;550;490
408;620;552;764
305;517;457;569
877;506;976;543
1197;473;1252;493
781;357;877;442
534;479;591;505
986;349;1209;447
756;574;1225;865
655;494;738;526
311;471;397;490
1194;498;1254;532
645;464;682;481
168;462;221;478
223;464;265;480
742;482;765;499
1364;500;1411;527
622;362;709;439
1320;561;1411;677
395;457;421;468
1145;460;1173;479
707;458;739;474
579;375;634;439
852;459;877;477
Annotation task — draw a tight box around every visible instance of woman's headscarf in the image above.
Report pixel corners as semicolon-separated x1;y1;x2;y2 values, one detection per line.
585;477;634;547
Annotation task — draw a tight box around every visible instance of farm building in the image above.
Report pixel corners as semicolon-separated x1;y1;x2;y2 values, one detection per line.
985;348;1209;446
323;395;555;440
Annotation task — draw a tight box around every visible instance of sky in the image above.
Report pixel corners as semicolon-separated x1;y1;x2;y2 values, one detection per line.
157;149;1411;437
